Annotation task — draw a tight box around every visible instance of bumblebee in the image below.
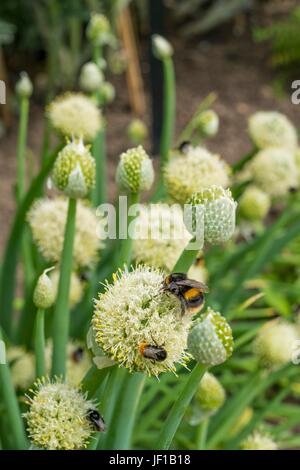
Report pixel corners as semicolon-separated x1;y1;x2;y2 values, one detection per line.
71;346;84;363
87;409;106;432
139;342;167;362
178;140;191;153
163;272;209;316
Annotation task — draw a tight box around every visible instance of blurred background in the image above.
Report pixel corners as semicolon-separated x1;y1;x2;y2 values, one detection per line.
0;0;300;253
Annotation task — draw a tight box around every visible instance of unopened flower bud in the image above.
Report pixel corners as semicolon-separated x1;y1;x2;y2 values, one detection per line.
195;110;219;138
99;81;115;104
196;372;225;412
86;13;112;46
187;186;237;245
239;185;271;221
16;72;33;98
33;268;55;309
127;119;148;145
52;140;95;198
188;307;233;366
79;62;103;93
152;35;173;60
116;146;154;193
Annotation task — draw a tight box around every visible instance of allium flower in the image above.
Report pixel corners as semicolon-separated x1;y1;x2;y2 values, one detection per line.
45;341;91;386
152;34;173;60
52;140;96;198
27;197;105;268
24;379;97;450
15;71;33;98
33;267;55;309
79;62;103;93
243;147;298;197
86;13;112;46
7;347;35;390
188;307;233;366
132;203;192;271
116;146;154;193
195;110;219;138
50;269;84;308
238;185;271;221
164;146;230;204
48;93;102;141
240;430;277;450
92;266;192;376
253;320;298;368
249;111;298;150
99;81;115;104
187;186;237;245
127;119;148;145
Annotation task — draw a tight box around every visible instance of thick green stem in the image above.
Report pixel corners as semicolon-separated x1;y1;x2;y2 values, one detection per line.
195;418;209;450
154;363;207;450
16;97;29;204
92;129;106;206
117;192;140;268
0;328;27;449
34;308;46;378
51;198;77;378
173;238;199;272
160;57;175;170
0;144;61;337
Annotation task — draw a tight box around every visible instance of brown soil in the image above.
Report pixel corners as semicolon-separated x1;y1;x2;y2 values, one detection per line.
1;30;300;257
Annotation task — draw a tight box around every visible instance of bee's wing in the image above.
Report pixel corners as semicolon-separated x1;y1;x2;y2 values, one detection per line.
176;279;209;292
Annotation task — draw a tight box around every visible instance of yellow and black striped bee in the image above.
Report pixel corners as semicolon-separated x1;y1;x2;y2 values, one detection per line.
87;409;106;432
163;272;209;316
139;341;167;362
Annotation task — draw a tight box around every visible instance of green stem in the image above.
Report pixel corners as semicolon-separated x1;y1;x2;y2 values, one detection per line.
173;238;199;272
154;363;207;450
195;418;209;450
93;44;103;68
110;372;146;450
160;57;175;170
16;97;29;204
51;198;77;378
0;328;27;449
117;192;140;268
0;144;61;338
34;308;46;378
81;364;112;399
92;129;106;206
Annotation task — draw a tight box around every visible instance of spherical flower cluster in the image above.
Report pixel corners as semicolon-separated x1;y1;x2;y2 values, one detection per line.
52;140;96;198
238;185;271;221
116;146;154;193
33;268;55;310
152;34;173;60
48;93;102;141
16;71;33;98
50;269;84;308
127;119;148;145
7;347;35;390
249;111;298;150
188;307;233;366
27;197;105;268
187;186;237;245
195;372;225;412
92;266;192;376
164;146;230;204
86;13;112;46
253;320;298;368
79;62;103;93
132;203;192;271
195;110;219;138
24;379;97;450
243;147;298;198
240;430;277;450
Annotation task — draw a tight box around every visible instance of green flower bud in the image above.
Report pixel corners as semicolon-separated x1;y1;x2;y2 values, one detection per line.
152;35;173;60
188;307;233;366
79;62;103;93
240;430;277;450
86;13;112;46
33;268;55;309
52;140;95;198
249;111;297;151
195;110;219;138
127;119;148;145
116;146;154;193
239;185;271;221
16;72;33;98
187;186;237;245
99;81;115;104
196;372;225;412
